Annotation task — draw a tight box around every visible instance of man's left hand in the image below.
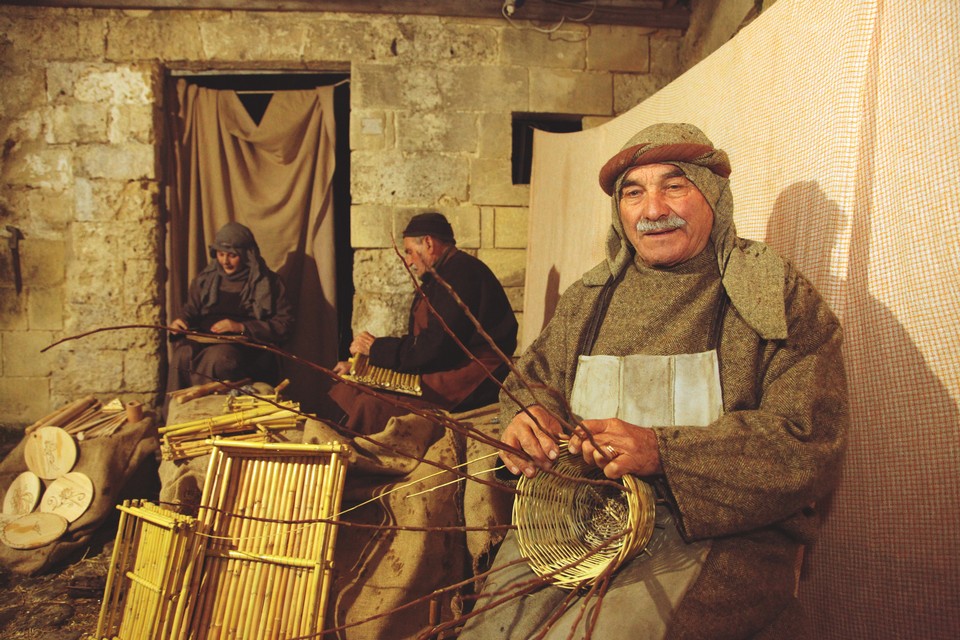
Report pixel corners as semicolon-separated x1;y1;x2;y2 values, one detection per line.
567;418;663;479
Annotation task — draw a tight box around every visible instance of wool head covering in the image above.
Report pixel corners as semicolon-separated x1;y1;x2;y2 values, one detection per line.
594;122;787;340
402;212;456;245
198;222;276;320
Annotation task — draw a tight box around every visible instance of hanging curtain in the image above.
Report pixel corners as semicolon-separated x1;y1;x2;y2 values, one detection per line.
166;79;339;406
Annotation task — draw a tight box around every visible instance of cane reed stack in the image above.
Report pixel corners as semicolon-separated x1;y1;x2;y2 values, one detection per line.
96;500;200;640
343;353;422;396
159;396;303;461
514;450;657;588
171;439;350;639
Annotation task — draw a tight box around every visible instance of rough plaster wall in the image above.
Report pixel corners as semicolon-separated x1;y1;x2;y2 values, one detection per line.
0;6;690;423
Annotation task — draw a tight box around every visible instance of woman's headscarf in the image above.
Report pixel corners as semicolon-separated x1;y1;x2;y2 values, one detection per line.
196;222;276;320
593;123;787;340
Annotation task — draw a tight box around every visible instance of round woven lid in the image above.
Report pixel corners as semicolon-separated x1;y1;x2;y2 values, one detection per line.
513;450;656;589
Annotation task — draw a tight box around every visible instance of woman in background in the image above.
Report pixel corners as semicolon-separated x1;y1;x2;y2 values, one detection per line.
167;222;294;391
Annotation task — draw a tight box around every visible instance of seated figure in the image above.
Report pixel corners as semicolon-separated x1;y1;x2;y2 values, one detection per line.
329;212;518;435
167;221;294;391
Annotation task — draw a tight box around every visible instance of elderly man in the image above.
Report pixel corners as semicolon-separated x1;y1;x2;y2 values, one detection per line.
329;212;518;435
460;124;848;638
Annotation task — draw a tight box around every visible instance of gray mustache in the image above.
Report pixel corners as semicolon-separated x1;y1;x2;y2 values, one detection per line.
635;214;687;234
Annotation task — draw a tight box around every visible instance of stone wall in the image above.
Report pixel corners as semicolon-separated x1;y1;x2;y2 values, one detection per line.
0;5;695;423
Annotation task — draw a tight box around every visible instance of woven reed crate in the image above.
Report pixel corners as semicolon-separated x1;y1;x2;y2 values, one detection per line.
169;439;350;640
95;500;200;640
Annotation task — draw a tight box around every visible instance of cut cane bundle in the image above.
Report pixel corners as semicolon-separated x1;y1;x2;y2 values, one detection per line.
514;450;656;588
24;396;135;440
95;500;200;640
159;400;302;461
169;440;349;640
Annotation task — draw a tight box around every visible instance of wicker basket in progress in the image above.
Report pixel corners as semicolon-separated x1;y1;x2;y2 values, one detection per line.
514;450;656;588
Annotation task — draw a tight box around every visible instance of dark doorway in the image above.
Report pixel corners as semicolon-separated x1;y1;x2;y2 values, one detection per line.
165;71;354;362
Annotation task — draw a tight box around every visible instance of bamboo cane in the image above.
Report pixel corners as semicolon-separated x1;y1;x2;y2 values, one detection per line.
227;455;268;637
25;394;98;434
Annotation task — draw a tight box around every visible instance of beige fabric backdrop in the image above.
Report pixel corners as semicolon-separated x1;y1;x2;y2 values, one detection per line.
525;1;959;638
168;82;339;407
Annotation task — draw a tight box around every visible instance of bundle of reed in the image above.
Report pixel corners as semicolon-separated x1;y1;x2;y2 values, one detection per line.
170;440;350;640
514;450;657;588
25;395;98;435
159;402;303;461
167;378;251;405
95;500;200;640
27;396;138;441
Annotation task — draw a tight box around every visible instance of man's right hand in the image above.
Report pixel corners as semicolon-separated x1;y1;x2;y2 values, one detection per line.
170;318;188;332
500;405;563;478
332;361;351;376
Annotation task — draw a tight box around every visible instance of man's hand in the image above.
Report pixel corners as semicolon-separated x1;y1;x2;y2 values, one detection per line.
567;418;663;479
500;405;564;478
170;318;188;332
332;361;351;376
349;331;376;355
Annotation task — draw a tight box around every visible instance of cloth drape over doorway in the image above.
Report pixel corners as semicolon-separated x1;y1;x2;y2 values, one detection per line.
167;79;339;407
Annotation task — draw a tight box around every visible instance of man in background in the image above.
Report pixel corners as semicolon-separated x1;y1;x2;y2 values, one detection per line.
329;212;518;434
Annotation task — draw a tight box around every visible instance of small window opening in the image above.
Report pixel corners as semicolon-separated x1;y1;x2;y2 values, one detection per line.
511;113;584;185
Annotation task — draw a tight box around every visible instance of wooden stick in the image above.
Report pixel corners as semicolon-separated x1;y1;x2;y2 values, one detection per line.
26;395;98;434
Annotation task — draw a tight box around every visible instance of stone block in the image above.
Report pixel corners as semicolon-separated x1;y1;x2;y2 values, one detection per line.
4;10;105;62
438;66;529;112
124;348;161;391
476;248;526;287
396;111;478;154
20;238;66;288
302;17;399;62
352;249;411;294
350;204;395;249
50;348;124;397
0;288;27;331
123;259;161;307
391;17;499;65
0;377;50;424
529;69;612;115
2;145;73;190
2;330;57;377
504;285;524;313
2;187;74;236
0;71;45;116
587;25;651;73
76;143;155;180
502;25;586;70
469;158;530;207
651;33;683;77
494;207;528;248
27;287;64;331
351;291;412;338
478;113;512;160
352;150;469;204
481;207;496;248
45;103;110;144
109;104;157;145
106;14;205;61
74;65;153;105
614;73;672;115
354;63;444;111
2;110;43;146
199;16;308;62
349;110;395;152
75;178;160;223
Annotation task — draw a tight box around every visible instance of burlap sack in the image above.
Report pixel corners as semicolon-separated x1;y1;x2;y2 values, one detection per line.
0;415;158;576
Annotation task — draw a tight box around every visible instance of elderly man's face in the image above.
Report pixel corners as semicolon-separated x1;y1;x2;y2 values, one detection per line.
618;164;714;267
403;236;434;278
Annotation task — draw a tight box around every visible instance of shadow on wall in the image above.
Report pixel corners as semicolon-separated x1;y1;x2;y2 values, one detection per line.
767;181;959;638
